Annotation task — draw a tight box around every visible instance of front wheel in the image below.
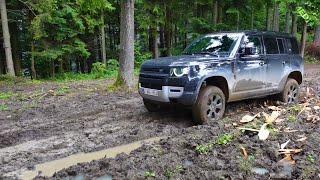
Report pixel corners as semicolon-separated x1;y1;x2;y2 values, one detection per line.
280;78;300;104
192;86;226;124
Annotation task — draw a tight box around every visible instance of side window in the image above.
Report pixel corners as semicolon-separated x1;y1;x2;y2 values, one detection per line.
286;38;299;54
264;37;279;54
286;38;293;53
291;38;299;54
277;38;285;54
241;36;263;55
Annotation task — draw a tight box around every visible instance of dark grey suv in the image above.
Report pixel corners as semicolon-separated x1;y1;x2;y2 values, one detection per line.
139;31;304;124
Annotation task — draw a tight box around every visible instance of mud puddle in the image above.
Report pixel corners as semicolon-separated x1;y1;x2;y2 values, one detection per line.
18;137;163;180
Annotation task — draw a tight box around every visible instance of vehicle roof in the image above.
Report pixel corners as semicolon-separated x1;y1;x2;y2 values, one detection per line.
209;30;294;38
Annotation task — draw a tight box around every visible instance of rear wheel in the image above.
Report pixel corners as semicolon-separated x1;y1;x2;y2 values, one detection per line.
143;99;162;112
280;78;300;104
192;86;226;124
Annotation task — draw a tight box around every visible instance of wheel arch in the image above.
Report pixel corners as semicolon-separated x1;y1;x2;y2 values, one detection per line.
287;71;303;85
196;76;230;101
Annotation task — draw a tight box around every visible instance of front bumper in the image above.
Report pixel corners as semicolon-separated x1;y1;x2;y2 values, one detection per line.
139;86;184;103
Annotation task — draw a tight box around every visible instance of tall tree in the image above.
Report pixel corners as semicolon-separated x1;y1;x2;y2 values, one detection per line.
117;0;135;89
101;14;107;65
266;1;273;31
0;0;15;76
285;3;291;33
314;24;320;43
273;1;280;32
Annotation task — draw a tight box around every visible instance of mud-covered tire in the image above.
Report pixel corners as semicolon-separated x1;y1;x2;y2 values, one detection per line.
143;99;162;112
192;86;226;124
280;78;300;104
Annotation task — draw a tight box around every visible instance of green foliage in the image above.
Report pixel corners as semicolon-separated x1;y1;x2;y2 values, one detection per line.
144;170;156;178
238;155;255;173
195;143;213;155
0;92;14;100
55;86;70;96
135;44;152;68
306;154;315;164
163;165;184;179
0;105;8;111
216;134;233;145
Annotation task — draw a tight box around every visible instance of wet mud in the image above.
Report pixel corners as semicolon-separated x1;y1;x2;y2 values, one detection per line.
1;65;320;179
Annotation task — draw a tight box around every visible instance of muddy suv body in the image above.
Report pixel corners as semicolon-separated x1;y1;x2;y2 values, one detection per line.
139;31;303;124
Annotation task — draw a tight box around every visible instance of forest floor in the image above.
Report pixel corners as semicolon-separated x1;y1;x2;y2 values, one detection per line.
0;64;319;179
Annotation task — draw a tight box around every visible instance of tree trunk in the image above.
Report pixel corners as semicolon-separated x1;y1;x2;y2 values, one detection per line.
218;2;223;23
0;59;3;74
51;60;55;78
31;42;37;79
291;13;297;36
101;14;107;65
251;3;254;30
0;0;15;76
117;0;135;89
159;25;165;49
273;1;280;32
300;21;307;58
151;26;159;59
10;22;21;76
237;11;240;31
266;4;273;31
164;5;172;56
212;0;218;25
285;4;291;33
314;25;320;44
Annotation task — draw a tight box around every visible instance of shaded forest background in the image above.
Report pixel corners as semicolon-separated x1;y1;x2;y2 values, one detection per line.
1;0;320;80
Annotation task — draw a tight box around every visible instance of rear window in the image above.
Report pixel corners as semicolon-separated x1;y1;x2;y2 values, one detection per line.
264;37;279;54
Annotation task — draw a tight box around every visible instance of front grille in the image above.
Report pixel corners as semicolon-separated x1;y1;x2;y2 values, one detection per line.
141;67;170;74
140;81;163;90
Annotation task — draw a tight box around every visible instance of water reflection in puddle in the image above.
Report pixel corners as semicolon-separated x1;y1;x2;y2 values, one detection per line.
20;137;163;180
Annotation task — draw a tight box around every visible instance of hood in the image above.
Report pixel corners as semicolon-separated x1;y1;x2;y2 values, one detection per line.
142;55;230;67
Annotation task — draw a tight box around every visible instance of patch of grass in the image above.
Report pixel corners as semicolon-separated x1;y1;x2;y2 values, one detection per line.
144;170;156;178
195;143;214;155
23;102;38;109
55;86;70;96
164;169;174;179
0;104;8;111
0;74;26;85
216;134;233;145
163;165;184;179
238;155;255;173
288;105;302;115
301;166;318;179
288;115;297;122
306;154;315;164
305;55;319;64
0;92;14;100
195;133;234;155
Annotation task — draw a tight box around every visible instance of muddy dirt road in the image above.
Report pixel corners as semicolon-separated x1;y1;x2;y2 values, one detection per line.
1;64;319;179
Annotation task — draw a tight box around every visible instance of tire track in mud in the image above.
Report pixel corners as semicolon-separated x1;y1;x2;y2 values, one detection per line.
0;94;194;176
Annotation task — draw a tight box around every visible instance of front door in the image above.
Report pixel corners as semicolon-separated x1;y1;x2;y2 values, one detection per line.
234;35;267;96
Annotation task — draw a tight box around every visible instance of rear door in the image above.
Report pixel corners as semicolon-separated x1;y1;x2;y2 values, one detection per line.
263;36;290;91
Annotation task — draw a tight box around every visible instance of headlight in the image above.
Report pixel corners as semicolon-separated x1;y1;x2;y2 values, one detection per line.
170;67;190;77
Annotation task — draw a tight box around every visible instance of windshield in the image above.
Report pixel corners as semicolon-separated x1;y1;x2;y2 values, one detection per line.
183;34;241;57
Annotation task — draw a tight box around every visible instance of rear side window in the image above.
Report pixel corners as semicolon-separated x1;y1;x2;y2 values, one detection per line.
264;37;279;54
277;39;285;54
286;38;299;54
